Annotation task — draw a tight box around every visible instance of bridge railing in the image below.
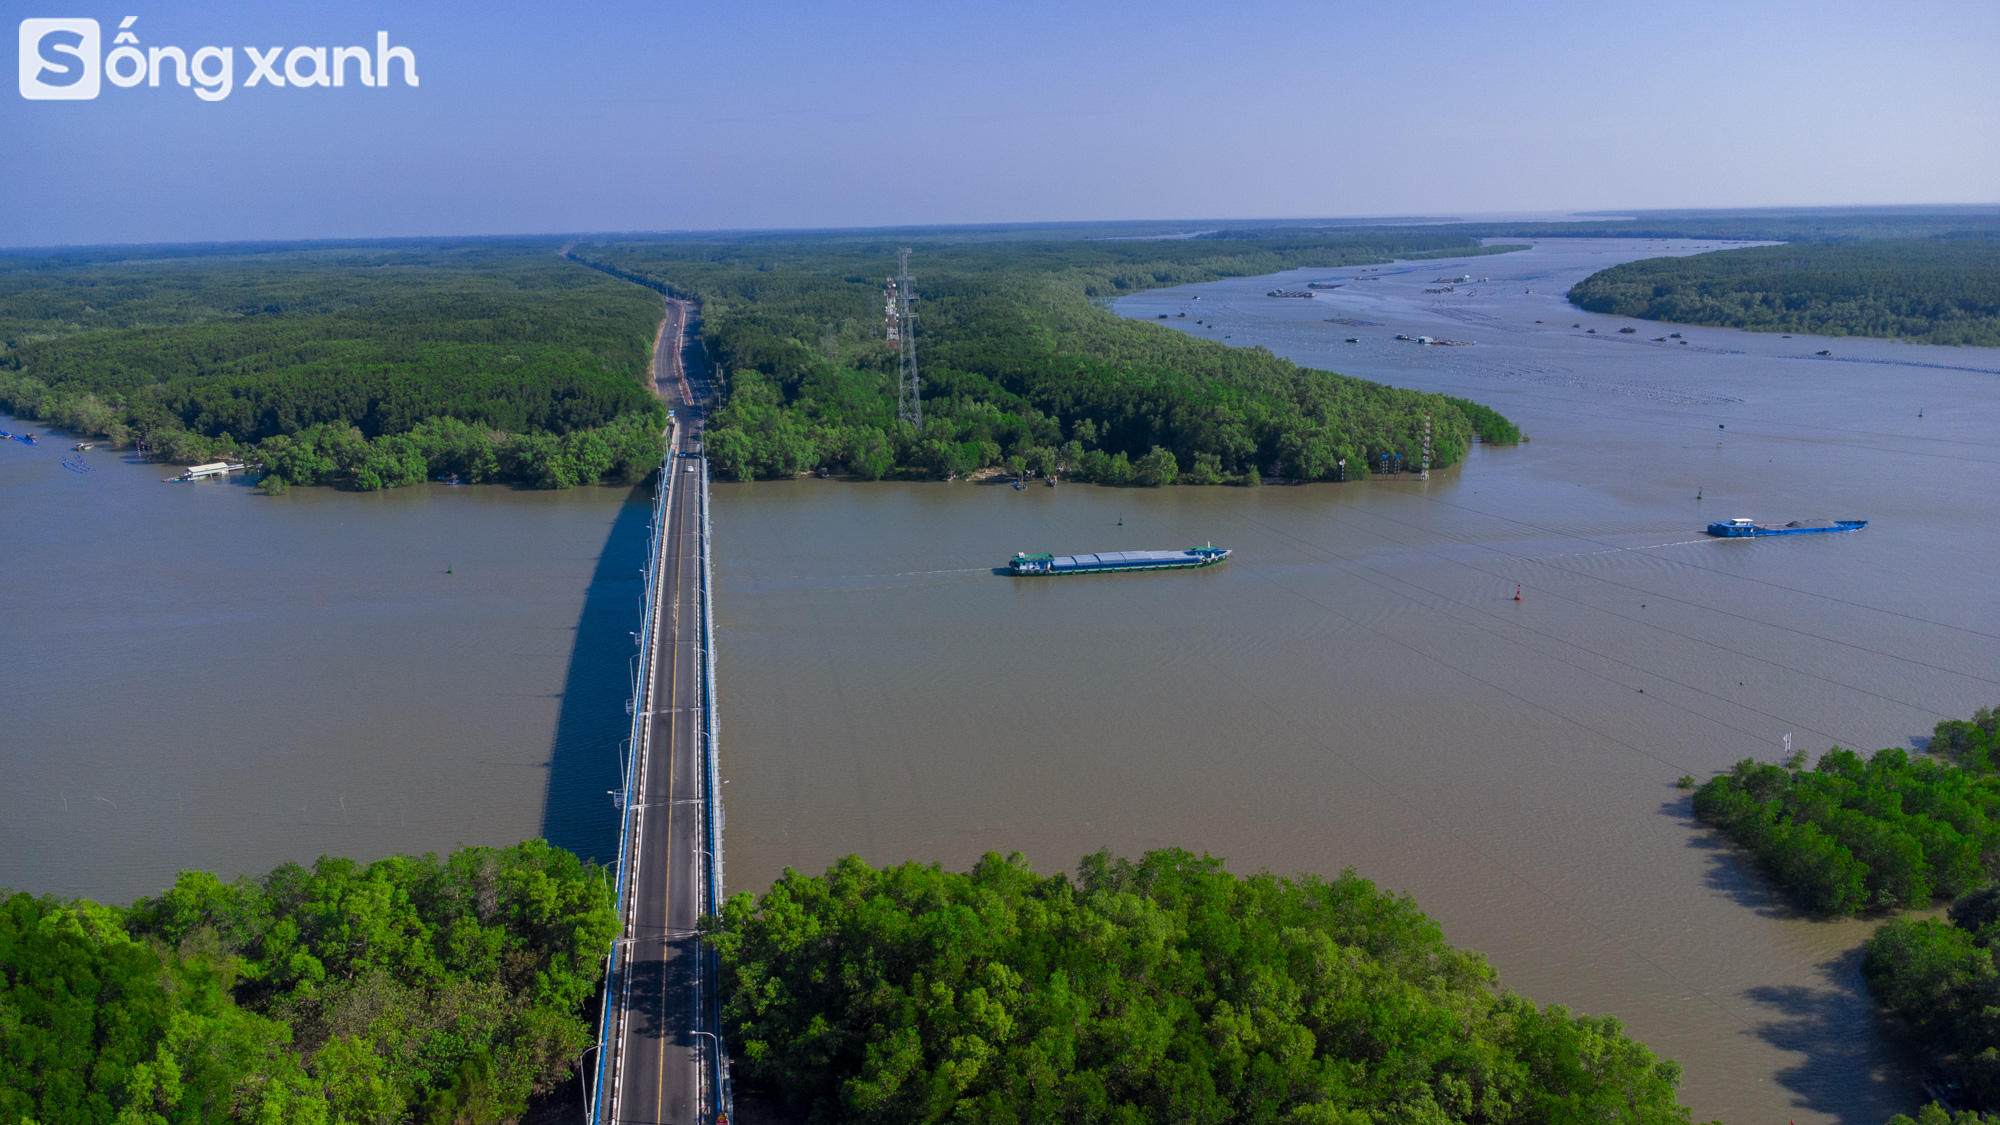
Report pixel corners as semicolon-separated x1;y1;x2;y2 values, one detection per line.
697;456;732;1119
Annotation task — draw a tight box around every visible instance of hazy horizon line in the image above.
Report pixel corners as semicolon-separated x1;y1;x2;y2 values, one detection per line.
7;202;2000;256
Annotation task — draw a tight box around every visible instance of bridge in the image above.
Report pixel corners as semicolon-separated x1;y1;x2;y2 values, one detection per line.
588;297;732;1124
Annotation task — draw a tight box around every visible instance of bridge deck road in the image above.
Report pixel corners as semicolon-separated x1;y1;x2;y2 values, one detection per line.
609;298;713;1124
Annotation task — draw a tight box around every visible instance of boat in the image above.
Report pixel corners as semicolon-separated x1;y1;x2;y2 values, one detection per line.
16;433;36;444
164;460;246;482
1009;544;1231;575
1705;518;1867;538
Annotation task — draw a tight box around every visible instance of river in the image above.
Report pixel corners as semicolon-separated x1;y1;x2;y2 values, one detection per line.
0;453;647;903
3;237;1996;1123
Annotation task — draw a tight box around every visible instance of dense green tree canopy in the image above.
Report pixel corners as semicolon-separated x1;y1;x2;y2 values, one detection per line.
576;234;1523;485
711;848;1706;1125
1868;875;2000;1117
0;840;614;1124
0;242;668;487
1567;240;2000;345
1691;729;2000;917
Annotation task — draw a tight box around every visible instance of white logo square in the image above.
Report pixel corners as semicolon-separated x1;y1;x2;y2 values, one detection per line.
19;18;100;100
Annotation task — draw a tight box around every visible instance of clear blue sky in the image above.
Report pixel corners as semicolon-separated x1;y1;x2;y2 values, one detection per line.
5;0;1996;247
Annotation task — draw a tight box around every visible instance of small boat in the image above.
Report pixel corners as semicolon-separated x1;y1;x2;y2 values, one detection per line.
16;433;36;444
1012;479;1024;490
1706;518;1867;538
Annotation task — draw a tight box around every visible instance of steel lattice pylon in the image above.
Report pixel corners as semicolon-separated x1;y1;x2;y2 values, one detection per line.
895;248;920;428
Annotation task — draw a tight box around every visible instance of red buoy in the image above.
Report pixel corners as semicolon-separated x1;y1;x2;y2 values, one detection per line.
1513;585;1522;601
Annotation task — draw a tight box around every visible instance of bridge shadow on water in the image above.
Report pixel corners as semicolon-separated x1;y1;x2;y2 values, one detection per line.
540;482;655;867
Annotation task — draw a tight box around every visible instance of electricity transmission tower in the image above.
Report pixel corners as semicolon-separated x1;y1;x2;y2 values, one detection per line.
1420;411;1432;480
894;248;920;427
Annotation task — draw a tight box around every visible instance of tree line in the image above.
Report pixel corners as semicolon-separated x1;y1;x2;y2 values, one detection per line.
571;234;1525;485
1686;705;2000;1121
1869;883;2000;1120
0;244;669;489
0;840;614;1124
1567;240;2000;346
710;847;1709;1124
1688;736;2000;916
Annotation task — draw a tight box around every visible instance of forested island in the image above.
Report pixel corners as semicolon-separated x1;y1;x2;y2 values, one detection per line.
0;841;614;1124
1687;705;2000;1121
0;243;670;490
1567;240;2000;346
574;233;1524;484
712;848;1710;1124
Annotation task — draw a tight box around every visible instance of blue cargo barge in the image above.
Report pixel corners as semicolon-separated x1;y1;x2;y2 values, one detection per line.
1706;518;1867;538
1010;544;1230;575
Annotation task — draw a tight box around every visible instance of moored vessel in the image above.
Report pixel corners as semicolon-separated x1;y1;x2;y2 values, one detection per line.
164;460;247;482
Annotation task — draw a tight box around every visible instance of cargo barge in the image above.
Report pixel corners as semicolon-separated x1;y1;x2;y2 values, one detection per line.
1009;544;1230;575
1705;518;1867;538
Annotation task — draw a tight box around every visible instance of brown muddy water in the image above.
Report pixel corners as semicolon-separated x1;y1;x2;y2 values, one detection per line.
3;238;1996;1123
0;464;651;902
